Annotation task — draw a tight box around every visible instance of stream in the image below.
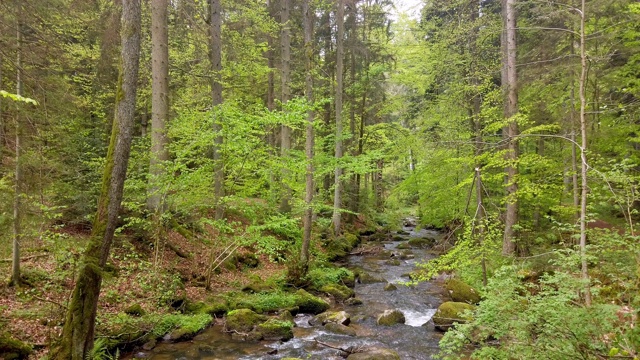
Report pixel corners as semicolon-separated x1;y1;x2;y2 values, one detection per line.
130;219;445;359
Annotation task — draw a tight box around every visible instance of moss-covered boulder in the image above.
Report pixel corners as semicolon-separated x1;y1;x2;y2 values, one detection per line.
294;289;330;314
256;319;294;341
346;347;401;360
325;322;357;336
309;311;351;326
444;279;481;304
0;333;32;360
407;237;435;248
320;284;355;301
359;273;385;284
396;242;412;250
124;303;145;317
225;309;268;333
376;309;405;326
345;297;363;306
384;259;401;266
433;302;475;331
278;310;294;323
383;283;397;291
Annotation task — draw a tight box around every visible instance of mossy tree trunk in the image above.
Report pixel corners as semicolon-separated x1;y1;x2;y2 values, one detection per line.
332;0;344;235
52;1;141;358
279;0;292;213
210;0;225;220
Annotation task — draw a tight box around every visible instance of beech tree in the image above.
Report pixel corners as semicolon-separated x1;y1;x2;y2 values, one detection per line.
53;0;141;357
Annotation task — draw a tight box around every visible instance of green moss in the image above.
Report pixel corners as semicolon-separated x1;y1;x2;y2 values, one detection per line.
294;289;330;314
0;333;32;360
407;237;435;248
444;279;481;304
124;304;145;317
383;283;397;291
226;309;267;333
256;319;293;341
308;266;355;289
376;310;405;326
325;322;357;336
319;283;355;300
433;302;475;331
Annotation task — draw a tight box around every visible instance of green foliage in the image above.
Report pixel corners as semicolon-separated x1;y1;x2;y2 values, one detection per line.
438;266;626;360
307;266;354;289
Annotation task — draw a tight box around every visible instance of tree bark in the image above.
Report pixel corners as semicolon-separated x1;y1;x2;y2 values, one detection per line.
279;0;292;213
301;0;314;267
210;0;225;220
52;1;141;358
332;0;345;235
11;1;23;287
147;0;170;214
502;0;518;255
578;0;592;307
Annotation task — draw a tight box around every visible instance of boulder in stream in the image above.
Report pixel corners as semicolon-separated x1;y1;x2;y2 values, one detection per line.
225;309;268;333
345;297;363;306
320;283;355;300
432;302;475;331
358;273;386;284
376;309;405;326
407;237;435;248
346;347;401;360
256;319;294;341
294;289;330;314
383;283;397;291
444;279;481;304
325;322;357;336
309;310;351;326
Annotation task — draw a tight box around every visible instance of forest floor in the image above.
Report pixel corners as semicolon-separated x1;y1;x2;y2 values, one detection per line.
0;220;289;359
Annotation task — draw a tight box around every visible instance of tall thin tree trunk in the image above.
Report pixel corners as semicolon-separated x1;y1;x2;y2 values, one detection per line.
210;0;224;220
332;0;345;235
502;0;518;255
0;54;4;158
301;0;314;267
11;2;23;286
578;0;592;307
279;0;292;213
148;0;170;214
53;1;141;358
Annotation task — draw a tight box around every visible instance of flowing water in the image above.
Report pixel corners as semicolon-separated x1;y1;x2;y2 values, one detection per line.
129;219;445;359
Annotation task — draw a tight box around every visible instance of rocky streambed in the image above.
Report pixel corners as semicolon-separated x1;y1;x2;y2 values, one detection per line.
128;219;447;359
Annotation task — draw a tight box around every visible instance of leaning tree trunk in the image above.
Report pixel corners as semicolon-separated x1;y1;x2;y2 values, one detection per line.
10;1;23;287
210;0;225;220
301;0;315;267
147;0;170;214
502;0;518;255
52;1;141;358
332;0;345;235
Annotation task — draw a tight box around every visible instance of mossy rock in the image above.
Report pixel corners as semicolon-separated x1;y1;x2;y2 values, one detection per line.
294;289;330;314
376;309;405;326
237;253;260;269
309;311;351;326
343;233;361;248
320;284;355;301
124;303;145;317
278;310;294;323
433;302;475;331
396;242;412;250
383;283;397;291
444;279;481;304
359;273;385;284
256;319;294;341
384;259;401;266
225;309;268;333
0;333;32;360
345;297;363;306
346;347;401;360
407;237;435;248
242;281;272;294
325;322;357;336
368;232;389;242
340;271;356;288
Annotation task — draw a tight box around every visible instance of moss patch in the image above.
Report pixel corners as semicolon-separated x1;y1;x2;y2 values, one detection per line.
256;319;293;341
444;279;481;304
376;309;405;326
433;302;475;331
0;333;32;360
294;289;330;314
320;283;355;300
226;309;268;333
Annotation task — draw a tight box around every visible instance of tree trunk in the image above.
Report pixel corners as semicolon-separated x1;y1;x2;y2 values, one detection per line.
10;1;23;287
52;1;141;358
147;0;170;214
502;0;518;255
578;0;592;307
210;0;225;220
279;0;292;213
301;0;314;267
332;0;344;235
